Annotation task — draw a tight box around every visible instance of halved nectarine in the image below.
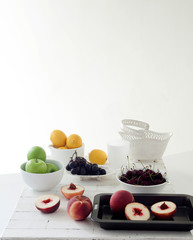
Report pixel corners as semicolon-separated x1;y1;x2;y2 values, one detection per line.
61;183;85;199
151;201;177;219
125;202;150;220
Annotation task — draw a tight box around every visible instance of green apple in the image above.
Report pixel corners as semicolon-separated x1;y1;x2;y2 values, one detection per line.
27;146;46;162
46;163;59;173
25;159;47;173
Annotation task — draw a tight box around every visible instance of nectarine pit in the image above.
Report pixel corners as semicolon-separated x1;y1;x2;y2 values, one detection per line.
42;198;52;204
133;208;143;216
68;183;77;190
160;202;169;210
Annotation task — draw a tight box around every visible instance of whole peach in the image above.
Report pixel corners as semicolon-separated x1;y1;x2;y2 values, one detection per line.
67;195;92;220
110;190;135;213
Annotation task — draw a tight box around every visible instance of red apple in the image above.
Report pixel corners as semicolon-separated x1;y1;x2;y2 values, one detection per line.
61;183;85;199
151;201;177;219
110;190;135;213
67;195;92;221
125;202;150;220
35;194;60;213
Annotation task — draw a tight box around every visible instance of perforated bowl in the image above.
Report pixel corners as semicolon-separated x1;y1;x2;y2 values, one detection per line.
119;119;172;160
121;119;150;139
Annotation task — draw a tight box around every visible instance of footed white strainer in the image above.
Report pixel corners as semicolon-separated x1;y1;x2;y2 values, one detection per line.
119;119;172;161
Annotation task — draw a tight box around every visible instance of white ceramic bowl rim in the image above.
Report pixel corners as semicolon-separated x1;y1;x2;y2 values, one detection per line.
48;143;85;150
20;159;64;175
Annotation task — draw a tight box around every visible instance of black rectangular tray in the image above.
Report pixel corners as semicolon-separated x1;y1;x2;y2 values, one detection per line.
91;193;193;231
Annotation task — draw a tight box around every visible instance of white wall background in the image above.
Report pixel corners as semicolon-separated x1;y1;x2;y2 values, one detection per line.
0;0;193;174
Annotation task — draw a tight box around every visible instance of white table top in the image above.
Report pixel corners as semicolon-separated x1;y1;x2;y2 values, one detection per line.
1;151;193;239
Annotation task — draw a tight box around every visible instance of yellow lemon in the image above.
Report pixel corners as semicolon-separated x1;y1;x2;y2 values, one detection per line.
58;146;68;149
89;149;107;165
50;130;67;148
66;134;82;149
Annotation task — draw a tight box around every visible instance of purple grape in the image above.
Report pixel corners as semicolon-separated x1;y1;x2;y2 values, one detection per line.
99;168;106;175
71;168;77;175
76;166;80;174
80;167;86;175
69;161;77;169
92;164;98;172
85;163;91;173
66;163;71;171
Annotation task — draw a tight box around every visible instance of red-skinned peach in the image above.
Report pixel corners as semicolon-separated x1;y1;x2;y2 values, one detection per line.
67;195;92;220
110;190;135;213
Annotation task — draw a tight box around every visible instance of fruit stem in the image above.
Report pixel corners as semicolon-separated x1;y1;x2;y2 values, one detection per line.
132;163;136;170
153;160;156;171
120;165;125;173
71;151;77;161
137;175;142;185
163;172;167;178
149;173;154;183
127;155;130;169
120;175;129;181
138;160;145;170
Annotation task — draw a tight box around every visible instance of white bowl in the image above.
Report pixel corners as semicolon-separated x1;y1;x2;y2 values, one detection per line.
20;159;64;191
116;172;168;193
120;132;172;161
48;143;85;167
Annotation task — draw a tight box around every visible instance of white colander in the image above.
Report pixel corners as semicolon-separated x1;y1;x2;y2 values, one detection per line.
119;119;172;161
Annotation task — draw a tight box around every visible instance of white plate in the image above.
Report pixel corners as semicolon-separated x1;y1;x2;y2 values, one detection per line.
66;165;115;181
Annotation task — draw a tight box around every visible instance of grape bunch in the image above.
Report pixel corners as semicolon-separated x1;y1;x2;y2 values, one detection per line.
66;152;106;176
119;168;166;186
